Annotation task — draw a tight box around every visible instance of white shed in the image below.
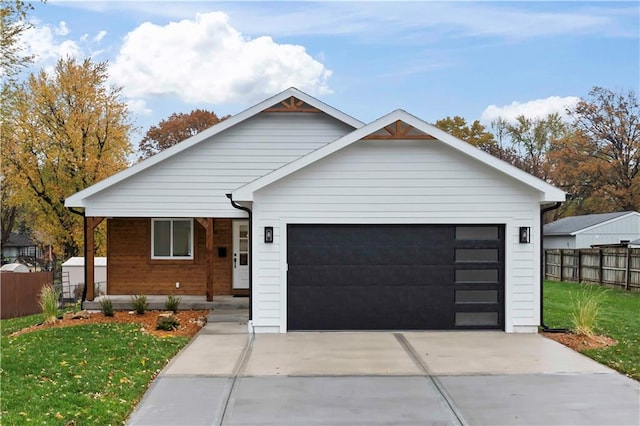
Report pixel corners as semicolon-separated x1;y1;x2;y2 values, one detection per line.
61;257;107;299
544;211;640;249
0;263;30;273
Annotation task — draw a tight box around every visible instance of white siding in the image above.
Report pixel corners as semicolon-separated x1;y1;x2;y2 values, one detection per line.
250;139;544;332
544;235;576;249
576;215;640;248
83;113;354;217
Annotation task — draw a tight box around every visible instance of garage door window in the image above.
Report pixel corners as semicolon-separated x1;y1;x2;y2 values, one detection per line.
152;219;193;259
455;269;498;283
455;226;498;240
455;289;498;304
455;249;498;262
455;312;498;326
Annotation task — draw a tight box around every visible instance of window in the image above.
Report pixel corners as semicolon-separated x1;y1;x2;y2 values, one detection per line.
151;219;193;259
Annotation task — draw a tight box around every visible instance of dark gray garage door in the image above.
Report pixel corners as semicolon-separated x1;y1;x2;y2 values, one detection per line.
287;224;504;331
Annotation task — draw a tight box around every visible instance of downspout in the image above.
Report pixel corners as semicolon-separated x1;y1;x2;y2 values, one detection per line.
81;212;88;309
226;194;253;322
540;202;566;332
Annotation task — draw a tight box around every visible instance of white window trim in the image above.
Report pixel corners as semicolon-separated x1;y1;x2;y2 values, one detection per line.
151;218;194;260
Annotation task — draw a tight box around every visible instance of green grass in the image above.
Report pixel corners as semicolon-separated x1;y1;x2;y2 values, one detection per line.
544;280;640;380
1;314;190;425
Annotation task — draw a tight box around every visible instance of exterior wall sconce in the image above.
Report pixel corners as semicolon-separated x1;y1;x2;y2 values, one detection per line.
264;226;274;243
519;226;531;244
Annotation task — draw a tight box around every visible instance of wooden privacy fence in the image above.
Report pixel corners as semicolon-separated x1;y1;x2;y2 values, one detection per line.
545;248;640;291
0;271;54;319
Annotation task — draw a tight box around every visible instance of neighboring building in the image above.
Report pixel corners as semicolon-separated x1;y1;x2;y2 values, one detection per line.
61;257;108;300
1;232;42;265
65;88;565;333
543;211;640;249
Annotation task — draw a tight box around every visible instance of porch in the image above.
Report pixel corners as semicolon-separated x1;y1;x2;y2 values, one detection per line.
83;295;249;312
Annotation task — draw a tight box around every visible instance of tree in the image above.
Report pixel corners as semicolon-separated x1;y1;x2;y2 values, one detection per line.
0;0;34;86
564;87;640;210
434;116;496;150
138;109;229;160
1;0;35;247
492;113;569;180
3;57;133;257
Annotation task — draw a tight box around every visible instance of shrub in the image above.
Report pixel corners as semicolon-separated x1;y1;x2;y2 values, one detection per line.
100;297;114;317
131;295;148;315
570;284;607;336
156;315;180;331
39;283;61;324
165;295;182;313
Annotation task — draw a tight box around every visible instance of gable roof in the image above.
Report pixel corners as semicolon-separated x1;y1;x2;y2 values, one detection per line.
232;109;566;203
65;88;364;208
543;211;639;236
3;232;37;248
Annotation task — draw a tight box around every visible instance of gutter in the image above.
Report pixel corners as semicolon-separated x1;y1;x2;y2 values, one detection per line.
539;202;567;333
226;194;253;322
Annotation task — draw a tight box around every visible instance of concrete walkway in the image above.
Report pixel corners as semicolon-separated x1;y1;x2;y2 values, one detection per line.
128;325;640;425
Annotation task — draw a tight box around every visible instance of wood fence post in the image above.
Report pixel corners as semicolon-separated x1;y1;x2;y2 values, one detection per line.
559;250;564;282
599;249;604;284
577;250;582;283
625;248;631;291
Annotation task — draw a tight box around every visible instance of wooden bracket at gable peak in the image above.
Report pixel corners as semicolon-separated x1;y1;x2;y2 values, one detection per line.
363;120;436;140
264;96;321;113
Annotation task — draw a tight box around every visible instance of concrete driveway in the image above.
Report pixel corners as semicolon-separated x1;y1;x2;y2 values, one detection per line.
128;324;640;425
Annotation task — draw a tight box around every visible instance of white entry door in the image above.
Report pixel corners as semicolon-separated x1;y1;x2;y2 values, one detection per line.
232;220;249;289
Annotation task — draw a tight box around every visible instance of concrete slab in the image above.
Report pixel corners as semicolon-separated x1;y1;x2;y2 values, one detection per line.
404;331;613;375
243;332;422;376
201;322;249;335
440;373;640;426
223;376;461;425
163;334;248;376
127;377;231;425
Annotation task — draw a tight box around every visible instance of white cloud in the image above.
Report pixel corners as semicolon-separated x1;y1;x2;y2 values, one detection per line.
109;12;332;104
481;96;581;123
127;98;152;116
93;30;107;43
55;21;70;36
22;22;82;63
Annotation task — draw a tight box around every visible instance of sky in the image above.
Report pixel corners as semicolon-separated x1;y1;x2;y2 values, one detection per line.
21;1;640;147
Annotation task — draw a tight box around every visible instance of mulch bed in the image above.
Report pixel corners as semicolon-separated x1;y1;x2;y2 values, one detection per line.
542;331;617;352
9;310;209;338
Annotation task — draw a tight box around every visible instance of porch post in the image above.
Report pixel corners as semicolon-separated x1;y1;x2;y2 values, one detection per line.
85;217;104;301
196;218;215;301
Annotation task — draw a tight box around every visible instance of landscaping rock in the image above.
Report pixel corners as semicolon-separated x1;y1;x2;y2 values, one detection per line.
63;312;75;320
72;310;91;320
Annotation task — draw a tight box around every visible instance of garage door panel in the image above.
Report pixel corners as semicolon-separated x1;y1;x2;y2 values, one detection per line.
288;265;453;288
287;224;504;331
288;245;453;266
288;225;454;247
288;286;454;330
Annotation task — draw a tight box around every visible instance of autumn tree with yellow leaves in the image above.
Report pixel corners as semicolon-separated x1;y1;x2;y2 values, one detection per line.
3;57;133;258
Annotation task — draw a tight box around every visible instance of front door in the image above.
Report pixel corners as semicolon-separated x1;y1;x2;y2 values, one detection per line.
232;220;249;289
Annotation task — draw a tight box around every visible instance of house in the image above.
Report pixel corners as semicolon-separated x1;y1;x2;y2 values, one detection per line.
65;88;565;333
543;211;640;249
1;232;42;265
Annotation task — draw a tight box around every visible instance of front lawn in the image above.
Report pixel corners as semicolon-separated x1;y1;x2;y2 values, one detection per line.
0;313;190;425
544;280;640;381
